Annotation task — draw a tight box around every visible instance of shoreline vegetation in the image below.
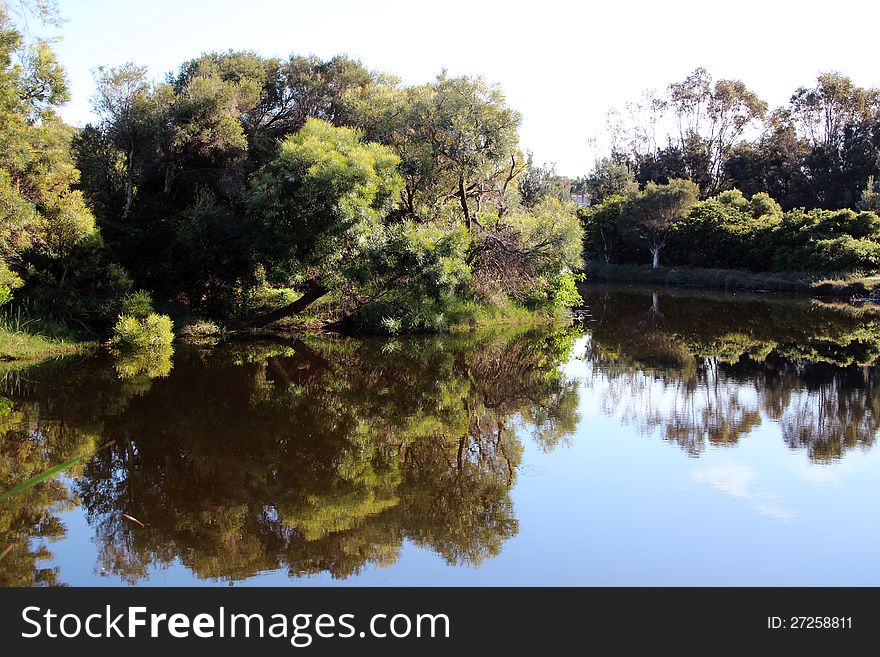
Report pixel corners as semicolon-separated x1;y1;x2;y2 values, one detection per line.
584;263;880;298
0;330;89;364
4;4;880;363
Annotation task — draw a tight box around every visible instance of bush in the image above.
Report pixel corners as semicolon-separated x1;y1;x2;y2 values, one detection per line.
550;271;585;309
121;290;155;319
112;312;174;349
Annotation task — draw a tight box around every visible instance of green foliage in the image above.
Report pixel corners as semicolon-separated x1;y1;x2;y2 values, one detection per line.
550;272;584;309
519;156;571;208
619;179;700;268
120;290;154;319
580;157;638;203
584;182;880;275
0;9;135;339
857;176;880;213
112;312;174;349
352;73;523;226
248;118;403;289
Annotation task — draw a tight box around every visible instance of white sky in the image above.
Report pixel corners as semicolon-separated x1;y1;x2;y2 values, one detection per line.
44;0;880;176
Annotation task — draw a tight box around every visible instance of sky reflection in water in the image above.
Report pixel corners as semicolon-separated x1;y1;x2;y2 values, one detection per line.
2;284;879;586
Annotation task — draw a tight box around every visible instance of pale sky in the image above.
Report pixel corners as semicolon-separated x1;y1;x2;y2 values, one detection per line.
41;0;880;176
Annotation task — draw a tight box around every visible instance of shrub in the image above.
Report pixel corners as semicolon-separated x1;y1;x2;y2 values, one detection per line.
121;290;155;319
112;312;174;349
550;271;585;309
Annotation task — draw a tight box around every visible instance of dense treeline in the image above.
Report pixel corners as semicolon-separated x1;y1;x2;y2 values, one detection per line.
5;0;880;346
582;68;880;212
0;4;582;342
581;186;880;272
577;68;880;273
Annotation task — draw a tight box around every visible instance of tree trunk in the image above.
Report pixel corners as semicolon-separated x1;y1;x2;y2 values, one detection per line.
249;279;329;328
164;163;175;194
651;246;660;269
458;177;471;231
122;149;134;220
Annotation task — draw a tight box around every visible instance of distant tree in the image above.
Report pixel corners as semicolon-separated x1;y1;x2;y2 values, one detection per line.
790;72;877;149
857;175;880;212
724;109;812;209
666;68;767;194
787;73;880;209
620;179;699;268
519;155;571;208
583;157;638;203
580;194;626;264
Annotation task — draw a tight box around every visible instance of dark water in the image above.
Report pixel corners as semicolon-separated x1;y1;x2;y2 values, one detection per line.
3;285;880;586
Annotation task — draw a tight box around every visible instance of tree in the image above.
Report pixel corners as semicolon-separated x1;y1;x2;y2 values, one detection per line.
790;73;877;150
91;63;168;218
724;109;812;210
620;179;699;268
354;73;522;230
519;156;571;208
580;194;626;263
0;6;99;301
666;68;767;194
582;157;638;203
246;118;403;324
858;175;880;212
601;68;766;197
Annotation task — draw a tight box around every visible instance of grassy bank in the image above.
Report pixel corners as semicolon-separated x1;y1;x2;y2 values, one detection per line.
584;263;880;298
0;308;93;363
0;329;88;363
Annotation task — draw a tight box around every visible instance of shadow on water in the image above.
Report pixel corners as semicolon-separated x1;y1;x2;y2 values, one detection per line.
3;284;880;584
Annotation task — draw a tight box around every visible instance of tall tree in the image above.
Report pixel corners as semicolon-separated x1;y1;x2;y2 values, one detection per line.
666;68;767;194
91;63;166;218
620;179;699;268
354;73;522;230
0;5;96;300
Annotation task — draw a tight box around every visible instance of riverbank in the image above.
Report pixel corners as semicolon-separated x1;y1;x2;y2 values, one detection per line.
171;288;571;340
584;263;880;298
0;329;91;364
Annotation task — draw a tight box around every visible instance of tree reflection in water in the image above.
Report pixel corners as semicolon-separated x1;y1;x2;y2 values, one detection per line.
0;327;580;584
582;285;880;460
4;286;880;585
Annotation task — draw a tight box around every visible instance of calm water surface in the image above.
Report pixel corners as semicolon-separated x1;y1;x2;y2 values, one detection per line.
3;284;880;586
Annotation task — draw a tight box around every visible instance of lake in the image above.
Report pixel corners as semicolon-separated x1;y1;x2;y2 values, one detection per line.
2;284;880;586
